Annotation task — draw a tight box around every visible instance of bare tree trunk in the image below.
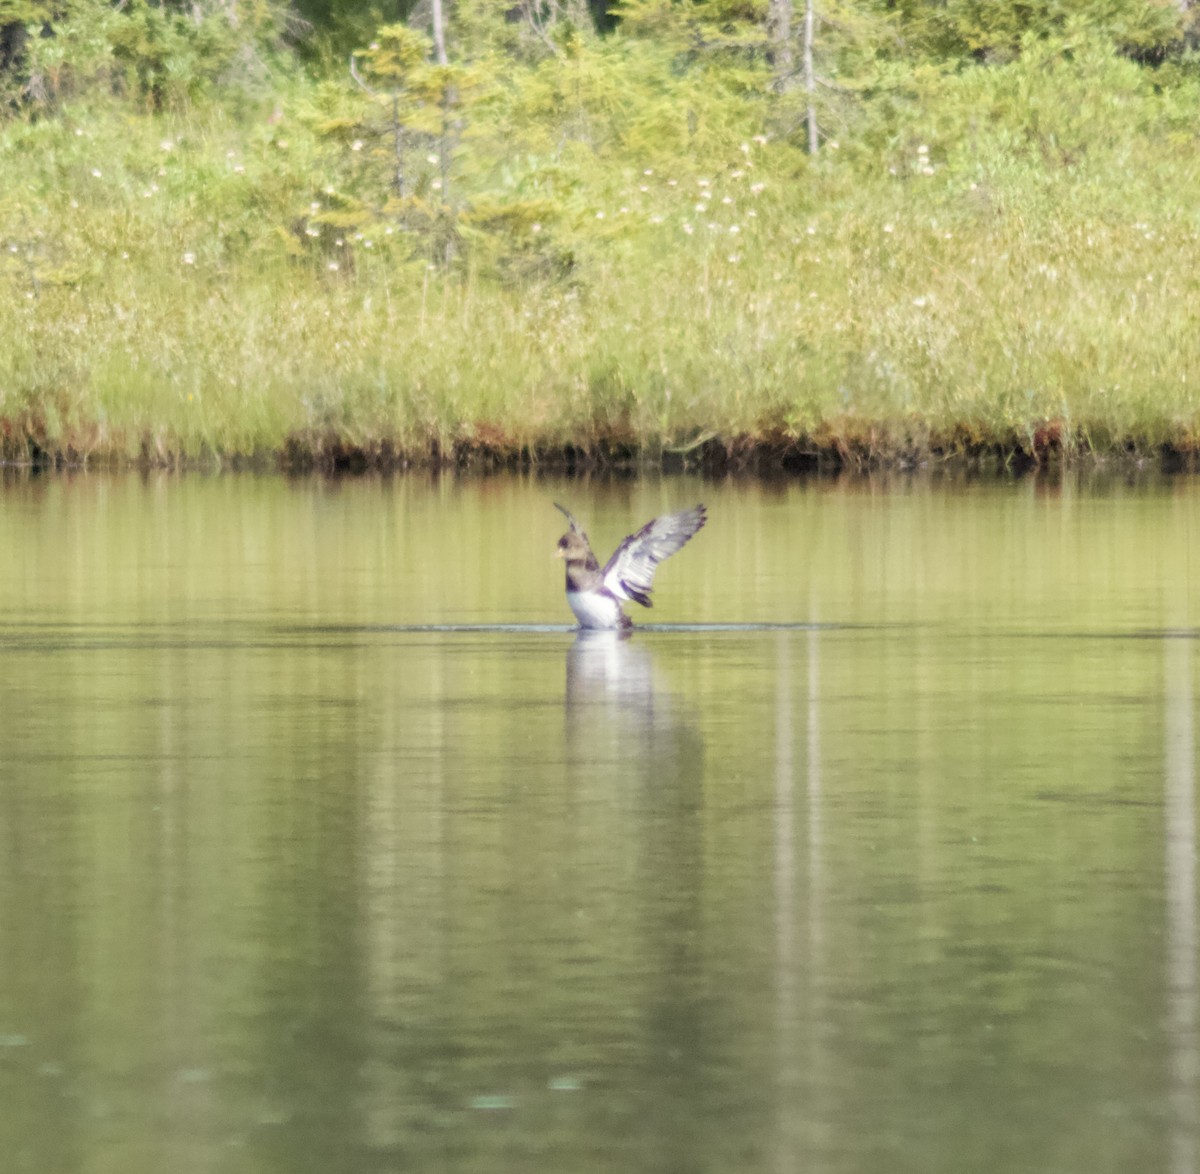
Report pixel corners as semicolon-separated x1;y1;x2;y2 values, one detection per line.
391;92;406;196
438;84;454;209
803;0;817;154
431;0;448;65
767;0;793;90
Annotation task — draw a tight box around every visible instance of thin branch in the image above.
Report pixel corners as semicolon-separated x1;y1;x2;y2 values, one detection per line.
348;54;377;95
526;5;563;57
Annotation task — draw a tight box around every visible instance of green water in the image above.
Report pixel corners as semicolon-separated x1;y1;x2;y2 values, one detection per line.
0;471;1196;1174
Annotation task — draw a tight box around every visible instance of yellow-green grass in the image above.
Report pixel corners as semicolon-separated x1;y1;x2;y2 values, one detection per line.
3;47;1200;471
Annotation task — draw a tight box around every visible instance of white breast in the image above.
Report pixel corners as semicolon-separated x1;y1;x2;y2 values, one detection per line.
566;590;625;629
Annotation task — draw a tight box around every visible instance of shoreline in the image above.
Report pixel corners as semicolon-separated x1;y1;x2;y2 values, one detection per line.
4;424;1199;476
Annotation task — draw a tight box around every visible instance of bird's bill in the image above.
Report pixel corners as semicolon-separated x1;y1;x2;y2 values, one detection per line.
553;547;564;559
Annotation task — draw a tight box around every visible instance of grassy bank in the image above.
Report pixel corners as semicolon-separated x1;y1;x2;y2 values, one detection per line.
3;32;1200;471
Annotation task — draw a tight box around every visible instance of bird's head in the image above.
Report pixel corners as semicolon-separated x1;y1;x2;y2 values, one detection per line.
555;529;591;563
553;502;595;565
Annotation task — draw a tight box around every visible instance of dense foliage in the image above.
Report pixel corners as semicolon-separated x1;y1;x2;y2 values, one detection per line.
1;0;1199;467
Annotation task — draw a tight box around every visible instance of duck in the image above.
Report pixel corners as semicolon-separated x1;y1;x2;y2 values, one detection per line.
554;502;707;630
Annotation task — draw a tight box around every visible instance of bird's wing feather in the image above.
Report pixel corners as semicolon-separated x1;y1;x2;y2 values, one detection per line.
602;505;706;607
554;501;583;535
554;501;593;551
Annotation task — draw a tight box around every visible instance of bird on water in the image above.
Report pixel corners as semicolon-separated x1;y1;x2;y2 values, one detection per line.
554;502;707;630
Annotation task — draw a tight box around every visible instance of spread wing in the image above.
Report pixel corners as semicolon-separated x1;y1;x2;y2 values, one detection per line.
555;501;591;546
602;505;706;609
554;501;581;530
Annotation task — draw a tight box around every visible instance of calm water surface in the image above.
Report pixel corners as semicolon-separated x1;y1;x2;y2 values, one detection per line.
0;471;1197;1174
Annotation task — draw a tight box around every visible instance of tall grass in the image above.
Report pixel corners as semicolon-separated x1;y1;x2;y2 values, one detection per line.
2;39;1200;469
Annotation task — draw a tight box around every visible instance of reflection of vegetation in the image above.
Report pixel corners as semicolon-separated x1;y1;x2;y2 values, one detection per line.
0;473;1194;1166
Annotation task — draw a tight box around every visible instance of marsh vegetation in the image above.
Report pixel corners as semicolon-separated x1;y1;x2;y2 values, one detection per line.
2;0;1199;469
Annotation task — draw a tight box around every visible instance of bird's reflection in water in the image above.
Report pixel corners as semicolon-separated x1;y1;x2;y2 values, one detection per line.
565;630;681;760
564;629;709;1168
567;629;653;708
